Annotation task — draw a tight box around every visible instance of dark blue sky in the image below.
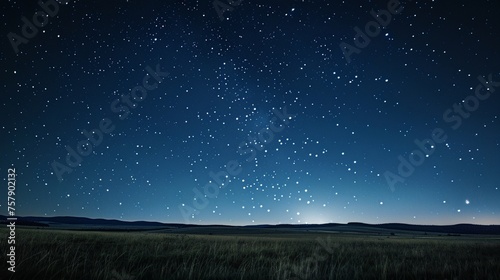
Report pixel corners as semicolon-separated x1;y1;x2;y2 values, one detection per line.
1;0;499;225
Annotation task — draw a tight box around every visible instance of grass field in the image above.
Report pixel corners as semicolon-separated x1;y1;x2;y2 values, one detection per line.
1;228;500;279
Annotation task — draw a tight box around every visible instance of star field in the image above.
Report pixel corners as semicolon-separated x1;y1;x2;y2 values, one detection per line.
1;0;499;225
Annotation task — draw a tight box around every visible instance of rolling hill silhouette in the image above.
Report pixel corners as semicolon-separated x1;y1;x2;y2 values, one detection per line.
2;215;500;235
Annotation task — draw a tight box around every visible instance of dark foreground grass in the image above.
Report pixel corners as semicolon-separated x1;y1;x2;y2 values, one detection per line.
1;228;500;280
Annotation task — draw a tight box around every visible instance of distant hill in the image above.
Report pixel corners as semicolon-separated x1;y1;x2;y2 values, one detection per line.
1;215;499;234
0;215;182;228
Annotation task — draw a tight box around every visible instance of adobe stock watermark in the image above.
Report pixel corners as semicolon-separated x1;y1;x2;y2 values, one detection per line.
6;167;17;273
339;0;411;63
213;0;243;21
111;269;135;280
287;235;336;280
7;0;70;54
385;73;499;191
51;63;169;181
178;107;295;222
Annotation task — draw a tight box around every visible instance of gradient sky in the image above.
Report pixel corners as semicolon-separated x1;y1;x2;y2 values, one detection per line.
1;0;499;225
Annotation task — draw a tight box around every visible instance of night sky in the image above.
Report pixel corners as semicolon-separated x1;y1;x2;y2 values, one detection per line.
1;0;499;226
